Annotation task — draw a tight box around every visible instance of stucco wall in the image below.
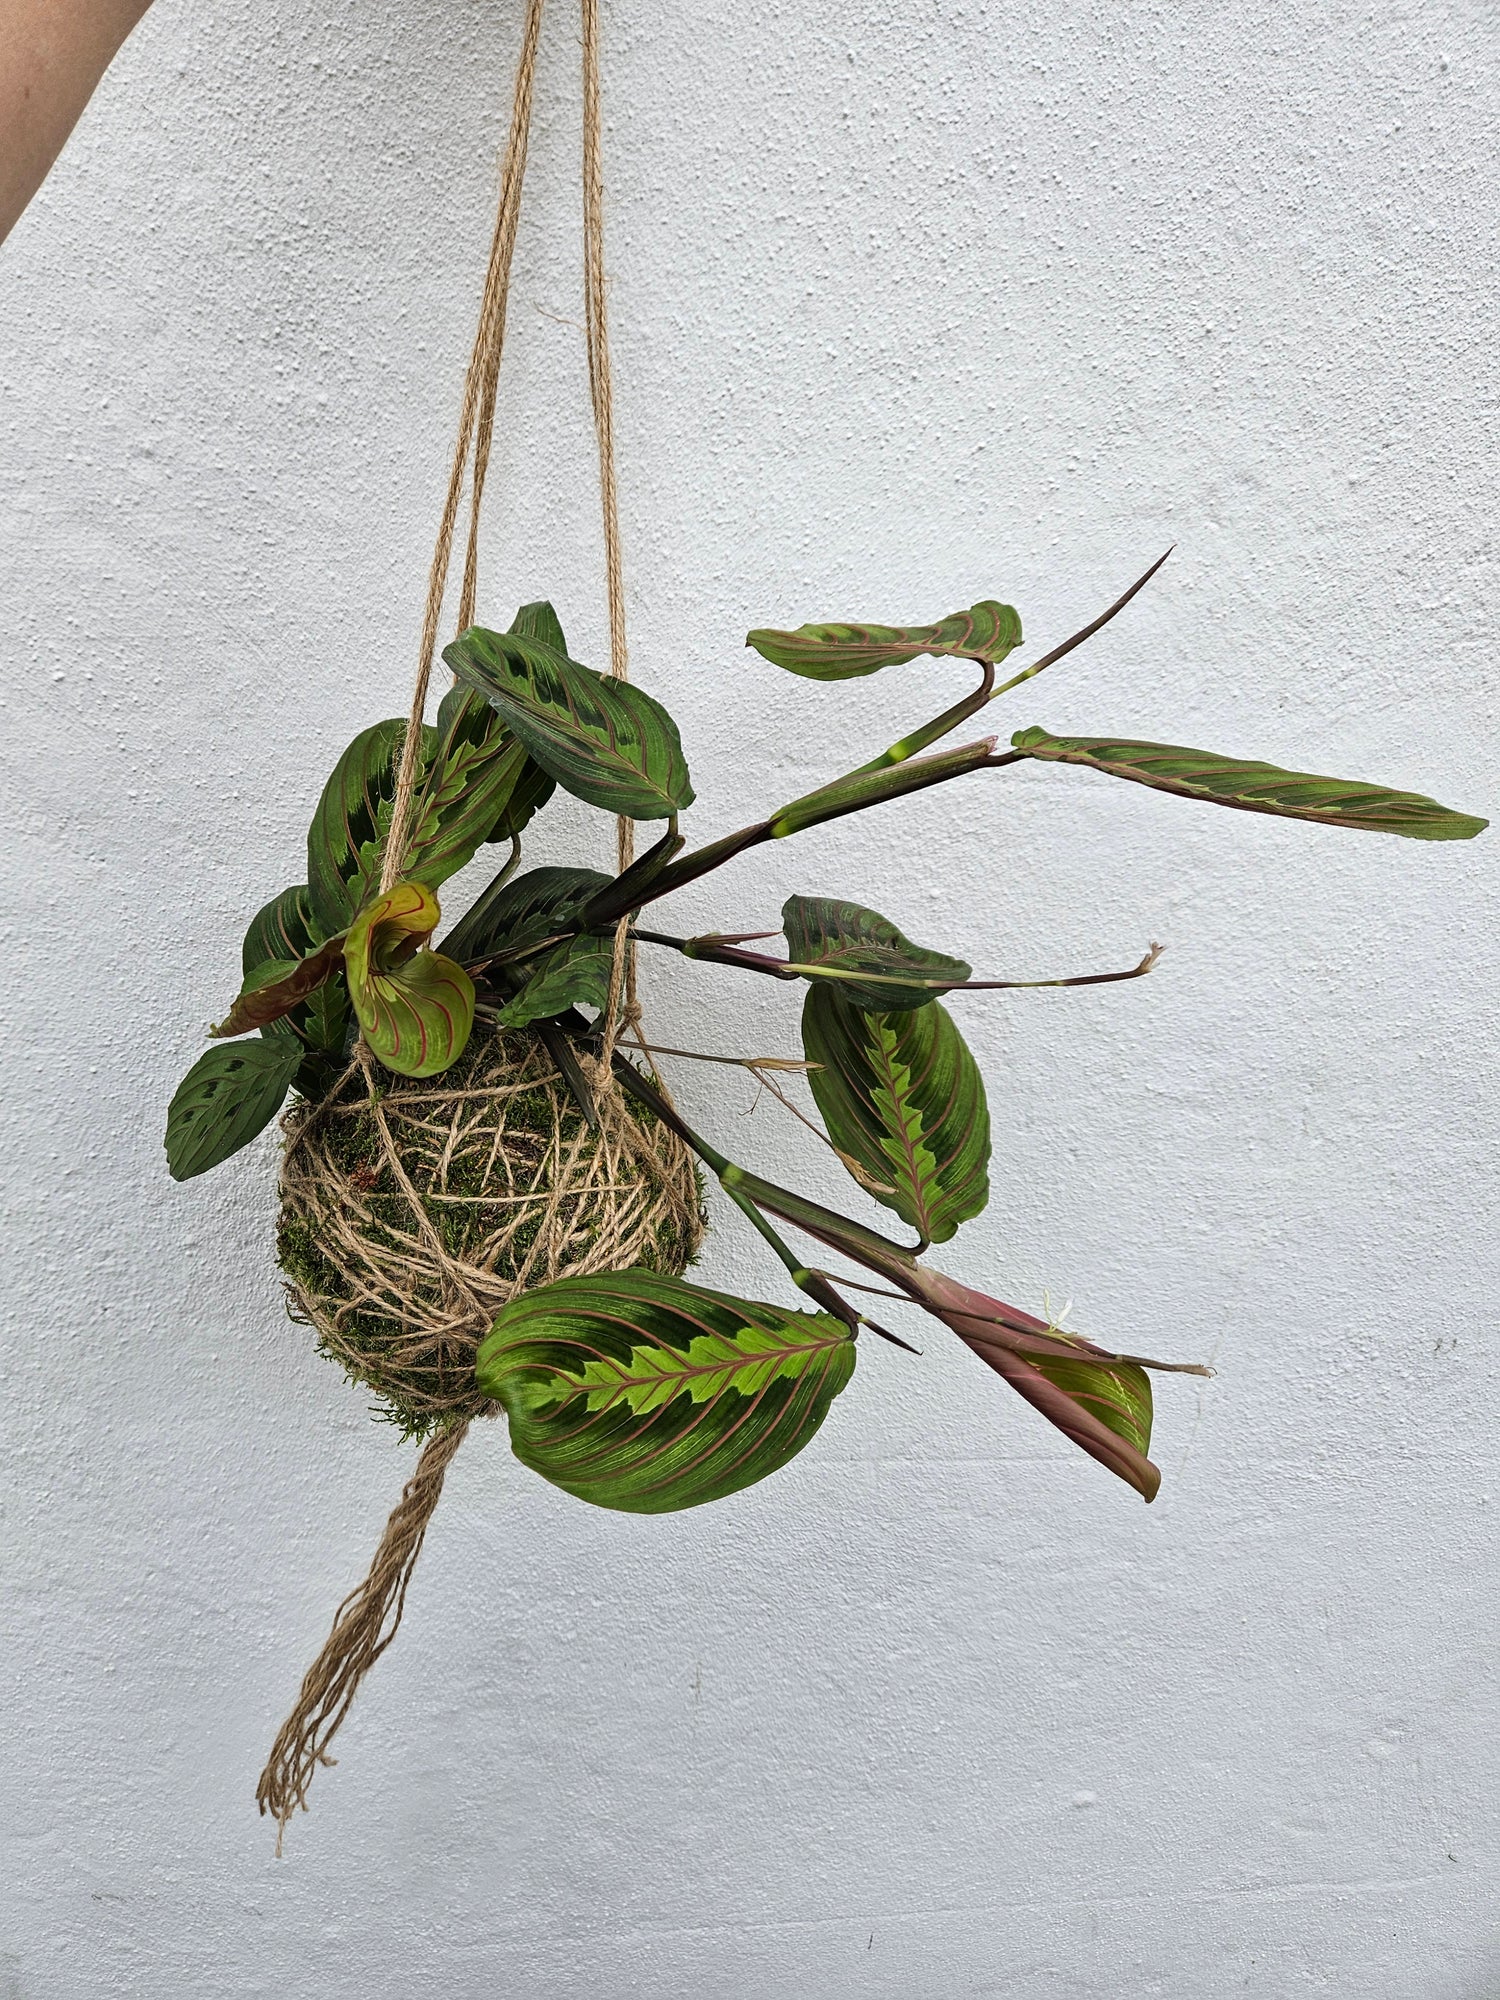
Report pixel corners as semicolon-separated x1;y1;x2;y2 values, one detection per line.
3;2;1497;1994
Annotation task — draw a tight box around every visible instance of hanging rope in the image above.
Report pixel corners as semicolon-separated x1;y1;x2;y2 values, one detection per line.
581;0;640;1066
258;3;547;1839
259;0;659;1840
256;1416;470;1846
381;0;546;897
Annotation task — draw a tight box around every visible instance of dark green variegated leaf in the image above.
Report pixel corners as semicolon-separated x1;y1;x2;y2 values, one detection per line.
241;884;351;1071
261;987;352;1102
344;881;474;1078
300;974;351;1055
443;864;611;966
484;592;568;836
164;1036;302;1182
442;625;693;821
508;598;569;654
498;933;614;1025
403;692;539;888
476;1268;857;1513
242;884;323;978
769;736;997;839
307;718;438;934
211;934;347;1038
487;755;556;842
432;679;557;845
782;895;971;1011
1010;728;1489;841
747;601;1023;680
802;985;990;1244
413;597;572;877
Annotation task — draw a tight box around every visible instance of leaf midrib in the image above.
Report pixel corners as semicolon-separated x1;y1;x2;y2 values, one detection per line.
551;1327;848;1409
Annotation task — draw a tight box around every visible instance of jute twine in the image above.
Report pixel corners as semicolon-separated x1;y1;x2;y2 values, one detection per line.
257;0;684;1838
278;1033;702;1436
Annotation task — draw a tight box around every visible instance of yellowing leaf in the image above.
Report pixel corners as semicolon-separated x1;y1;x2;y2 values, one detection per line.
344;881;475;1079
210;934;347;1038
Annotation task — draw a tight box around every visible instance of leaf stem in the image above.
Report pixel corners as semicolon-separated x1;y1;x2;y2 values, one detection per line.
852;658;995;774
476;949;601;1131
986;548;1173;707
633;931;1165;995
628;1038;817;1073
600;816;683;906
583;737;1006;929
609;1057;922;1278
440;835;523;962
609;1053;1205;1381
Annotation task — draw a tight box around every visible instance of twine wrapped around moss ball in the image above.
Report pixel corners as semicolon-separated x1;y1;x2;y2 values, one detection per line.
277;1025;705;1436
258;0;681;1841
257;1024;703;1838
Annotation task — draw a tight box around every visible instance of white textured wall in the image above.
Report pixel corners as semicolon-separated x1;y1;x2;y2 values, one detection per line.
3;1;1497;1993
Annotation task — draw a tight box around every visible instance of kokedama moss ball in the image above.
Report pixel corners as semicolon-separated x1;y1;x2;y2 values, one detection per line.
277;1025;705;1438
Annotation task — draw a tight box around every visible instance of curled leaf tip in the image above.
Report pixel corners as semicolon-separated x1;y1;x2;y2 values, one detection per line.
345;882;474;1078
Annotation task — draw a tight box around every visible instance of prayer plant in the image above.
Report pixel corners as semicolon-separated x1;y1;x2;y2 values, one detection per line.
165;560;1486;1506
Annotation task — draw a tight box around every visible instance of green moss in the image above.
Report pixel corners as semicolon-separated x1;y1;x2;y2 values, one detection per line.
278;1027;706;1440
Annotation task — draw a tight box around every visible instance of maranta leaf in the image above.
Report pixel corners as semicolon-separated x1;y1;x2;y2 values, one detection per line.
164;1037;302;1182
210;933;347;1039
782;895;971;1011
344;881;474;1079
242;883;323;979
442;864;611;968
411;599;573;880
477;1269;856;1513
910;1269;1163;1501
1010;728;1488;840
801;985;990;1245
747;601;1023;680
403;691;542;888
443;624;693;821
306;718;436;934
497;932;615;1025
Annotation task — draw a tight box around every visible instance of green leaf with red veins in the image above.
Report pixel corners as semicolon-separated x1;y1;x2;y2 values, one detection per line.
402;696;541;888
442;624;693;821
801;985;990;1244
497;933;615;1026
307;718;438;934
1010;728;1488;840
242;883;324;979
410;599;575;880
1025;1345;1155;1467
476;1268;856;1512
746;600;1022;680
782;894;971;1011
442;864;612;967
